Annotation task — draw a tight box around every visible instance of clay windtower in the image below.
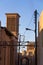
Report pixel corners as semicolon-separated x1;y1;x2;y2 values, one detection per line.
6;13;20;37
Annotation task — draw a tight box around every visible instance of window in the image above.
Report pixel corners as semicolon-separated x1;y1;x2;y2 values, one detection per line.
29;52;33;56
22;58;27;65
0;57;1;60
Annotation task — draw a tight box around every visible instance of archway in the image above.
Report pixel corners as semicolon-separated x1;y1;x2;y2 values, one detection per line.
20;57;29;65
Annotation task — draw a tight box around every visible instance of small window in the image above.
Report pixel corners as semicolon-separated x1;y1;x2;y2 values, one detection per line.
0;57;1;60
29;52;33;56
0;51;1;54
0;48;1;54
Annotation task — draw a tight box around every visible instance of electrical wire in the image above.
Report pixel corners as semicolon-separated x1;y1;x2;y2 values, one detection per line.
26;12;34;28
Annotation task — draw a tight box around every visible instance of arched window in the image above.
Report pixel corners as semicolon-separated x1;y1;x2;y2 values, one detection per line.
20;57;29;65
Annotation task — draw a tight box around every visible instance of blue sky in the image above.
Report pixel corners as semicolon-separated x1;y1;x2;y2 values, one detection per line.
0;0;43;42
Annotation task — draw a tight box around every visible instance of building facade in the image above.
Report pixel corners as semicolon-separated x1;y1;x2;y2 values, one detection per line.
27;42;35;65
37;11;43;65
0;13;20;65
21;42;35;65
27;42;35;56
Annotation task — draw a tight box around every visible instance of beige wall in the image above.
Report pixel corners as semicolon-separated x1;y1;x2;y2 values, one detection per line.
38;11;43;65
27;43;35;56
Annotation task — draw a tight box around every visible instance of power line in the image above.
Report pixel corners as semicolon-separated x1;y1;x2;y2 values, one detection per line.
27;12;34;28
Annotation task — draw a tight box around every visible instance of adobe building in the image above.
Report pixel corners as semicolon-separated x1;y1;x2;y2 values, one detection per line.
37;11;43;65
0;13;20;65
27;42;35;56
21;42;35;65
26;42;35;65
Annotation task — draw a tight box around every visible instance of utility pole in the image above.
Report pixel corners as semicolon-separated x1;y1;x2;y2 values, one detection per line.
34;10;37;65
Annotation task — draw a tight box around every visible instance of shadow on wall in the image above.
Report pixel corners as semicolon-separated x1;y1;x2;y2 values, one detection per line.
37;29;43;65
41;29;43;46
39;29;43;46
